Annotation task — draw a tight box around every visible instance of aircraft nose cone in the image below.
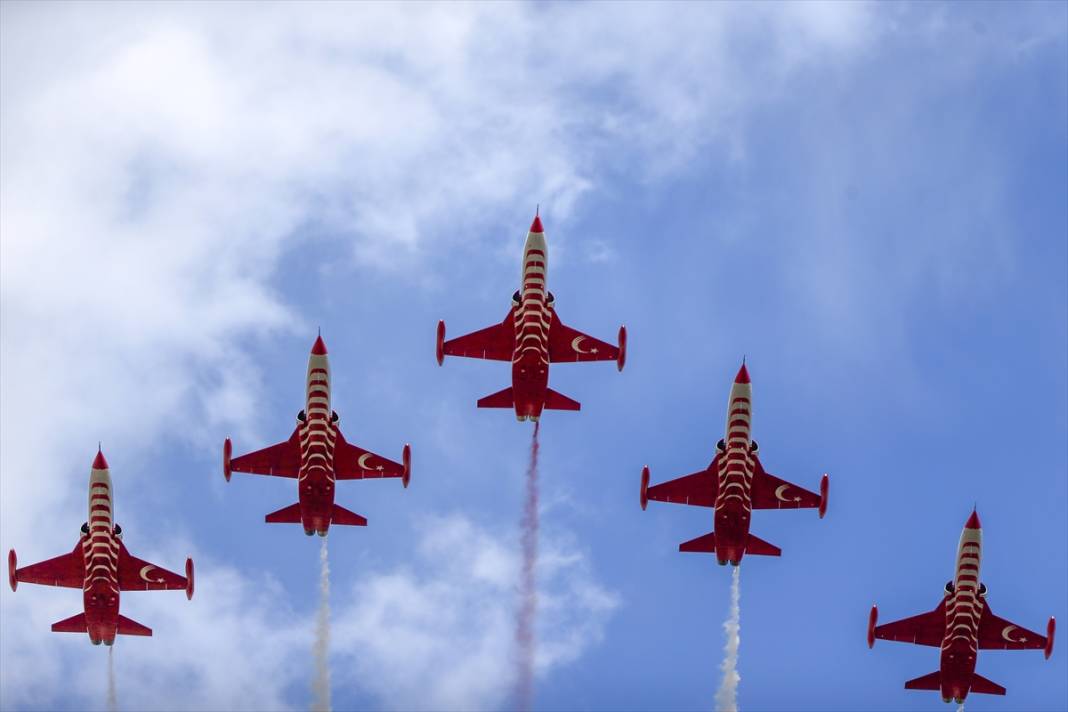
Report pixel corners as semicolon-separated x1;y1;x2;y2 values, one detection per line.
734;362;750;384
311;335;328;355
529;214;544;234
92;448;108;471
965;509;981;530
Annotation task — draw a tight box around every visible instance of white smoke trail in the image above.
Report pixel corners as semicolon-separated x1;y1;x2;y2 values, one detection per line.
107;646;118;712
715;566;741;712
957;704;965;712
514;422;541;712
312;537;332;712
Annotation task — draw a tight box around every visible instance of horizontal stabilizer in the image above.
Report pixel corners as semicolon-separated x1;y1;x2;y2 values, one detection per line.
116;614;152;637
679;531;717;553
331;504;368;527
970;673;1006;696
477;387;514;409
745;534;782;557
265;502;303;524
904;671;941;691
51;612;87;634
544;388;581;411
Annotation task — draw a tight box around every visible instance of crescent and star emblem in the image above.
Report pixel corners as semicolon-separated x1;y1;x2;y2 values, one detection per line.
571;336;599;355
774;484;801;503
1001;625;1025;643
139;565;164;583
357;453;384;471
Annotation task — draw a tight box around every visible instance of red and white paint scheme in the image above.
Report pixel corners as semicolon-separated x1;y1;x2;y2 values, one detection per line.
869;509;1055;704
8;449;193;646
224;334;411;536
437;213;626;422
639;363;828;566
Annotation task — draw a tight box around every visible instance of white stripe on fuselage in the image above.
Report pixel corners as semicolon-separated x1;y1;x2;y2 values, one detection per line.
83;467;118;593
514;231;550;365
716;382;753;511
300;352;336;483
943;525;982;652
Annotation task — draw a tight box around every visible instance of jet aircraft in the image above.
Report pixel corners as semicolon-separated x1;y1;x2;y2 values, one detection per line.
224;334;411;536
436;213;625;421
8;449;193;645
868;509;1055;704
640;362;828;566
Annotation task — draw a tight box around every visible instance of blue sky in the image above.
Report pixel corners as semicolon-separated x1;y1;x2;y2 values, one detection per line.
1;3;1065;711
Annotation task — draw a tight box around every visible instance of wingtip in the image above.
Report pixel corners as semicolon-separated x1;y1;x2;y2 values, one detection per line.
223;438;232;482
640;466;649;511
8;550;17;592
185;558;195;600
402;444;411;489
1046;617;1056;659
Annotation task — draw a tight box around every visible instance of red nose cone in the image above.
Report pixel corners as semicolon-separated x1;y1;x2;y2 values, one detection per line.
529;214;544;234
734;363;750;384
92;448;108;471
311;335;328;355
965;509;981;530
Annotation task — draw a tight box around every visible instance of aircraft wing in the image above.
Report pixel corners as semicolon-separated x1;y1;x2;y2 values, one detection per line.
442;311;515;361
547;311;619;363
750;456;822;510
117;542;188;592
873;600;946;647
334;429;409;482
12;542;84;588
644;460;718;507
977;599;1049;651
229;427;301;478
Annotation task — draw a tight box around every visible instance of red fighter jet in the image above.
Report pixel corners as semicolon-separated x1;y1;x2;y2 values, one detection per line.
640;362;828;566
436;213;626;422
868;509;1055;704
8;449;193;646
223;334;411;537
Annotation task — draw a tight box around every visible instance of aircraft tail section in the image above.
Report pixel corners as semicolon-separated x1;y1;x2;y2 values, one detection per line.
477;387;514;409
679;531;717;553
265;502;303;524
904;671;941;691
745;533;782;557
331;504;368;527
116;614;152;636
51;612;87;634
970;673;1006;696
544;388;581;411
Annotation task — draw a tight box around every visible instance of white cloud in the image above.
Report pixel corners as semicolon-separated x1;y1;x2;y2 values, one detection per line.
331;514;619;711
0;2;884;709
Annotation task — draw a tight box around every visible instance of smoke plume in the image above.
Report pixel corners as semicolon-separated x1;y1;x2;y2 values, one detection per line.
957;705;965;712
715;566;741;712
107;646;118;712
312;537;332;712
514;422;541;712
